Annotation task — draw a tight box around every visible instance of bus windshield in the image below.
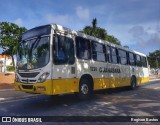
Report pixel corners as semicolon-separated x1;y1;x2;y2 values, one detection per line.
17;36;50;70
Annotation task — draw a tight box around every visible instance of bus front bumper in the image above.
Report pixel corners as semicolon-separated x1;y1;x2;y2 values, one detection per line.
14;80;52;95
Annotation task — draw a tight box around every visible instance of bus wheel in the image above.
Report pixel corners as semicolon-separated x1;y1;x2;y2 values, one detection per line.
130;77;137;90
78;78;92;100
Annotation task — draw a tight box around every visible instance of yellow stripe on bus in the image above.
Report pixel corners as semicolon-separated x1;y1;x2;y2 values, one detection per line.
14;77;149;95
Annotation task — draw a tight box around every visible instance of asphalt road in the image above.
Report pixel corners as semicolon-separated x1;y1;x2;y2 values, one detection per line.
0;80;160;124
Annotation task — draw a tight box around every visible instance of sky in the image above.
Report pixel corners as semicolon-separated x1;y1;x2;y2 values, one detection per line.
0;0;160;55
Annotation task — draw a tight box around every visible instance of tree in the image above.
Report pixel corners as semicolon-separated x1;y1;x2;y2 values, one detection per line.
123;45;129;49
80;18;107;40
105;35;121;45
0;22;27;70
92;18;97;29
148;50;160;68
80;18;121;45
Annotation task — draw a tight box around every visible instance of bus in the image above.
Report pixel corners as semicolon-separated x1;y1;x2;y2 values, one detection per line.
15;24;149;99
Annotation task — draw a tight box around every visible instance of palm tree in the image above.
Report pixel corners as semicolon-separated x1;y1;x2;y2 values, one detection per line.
80;18;121;45
92;18;97;29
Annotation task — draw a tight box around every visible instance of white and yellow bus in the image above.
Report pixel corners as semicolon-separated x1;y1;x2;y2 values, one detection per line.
15;24;149;99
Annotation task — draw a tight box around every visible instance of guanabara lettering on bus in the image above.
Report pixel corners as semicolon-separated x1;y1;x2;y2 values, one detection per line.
15;24;149;100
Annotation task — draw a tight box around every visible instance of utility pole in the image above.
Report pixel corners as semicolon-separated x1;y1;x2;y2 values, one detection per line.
155;54;159;69
155;55;160;76
156;57;158;69
4;55;6;73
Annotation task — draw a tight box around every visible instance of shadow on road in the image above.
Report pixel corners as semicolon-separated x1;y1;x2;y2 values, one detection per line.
0;84;160;116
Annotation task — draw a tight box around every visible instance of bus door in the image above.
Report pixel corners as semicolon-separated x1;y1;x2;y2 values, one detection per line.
52;32;77;94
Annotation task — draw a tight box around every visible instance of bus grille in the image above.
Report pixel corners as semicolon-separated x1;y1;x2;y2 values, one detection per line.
22;85;33;89
21;79;36;83
19;72;39;78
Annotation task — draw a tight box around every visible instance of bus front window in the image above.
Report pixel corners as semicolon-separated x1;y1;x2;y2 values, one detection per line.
17;36;50;70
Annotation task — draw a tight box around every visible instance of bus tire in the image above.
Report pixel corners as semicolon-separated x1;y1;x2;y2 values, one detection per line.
78;78;92;100
130;77;137;90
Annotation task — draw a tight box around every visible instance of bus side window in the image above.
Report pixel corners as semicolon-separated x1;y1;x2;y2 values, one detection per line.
106;46;111;63
110;47;118;64
76;37;91;60
136;55;142;67
92;41;106;62
141;56;147;67
118;49;127;65
129;52;136;66
53;34;74;65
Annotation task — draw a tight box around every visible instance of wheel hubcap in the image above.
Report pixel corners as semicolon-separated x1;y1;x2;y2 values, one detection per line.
81;84;88;94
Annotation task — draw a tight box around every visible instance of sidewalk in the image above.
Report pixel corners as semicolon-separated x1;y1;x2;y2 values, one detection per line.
0;73;15;89
0;73;38;102
149;75;160;80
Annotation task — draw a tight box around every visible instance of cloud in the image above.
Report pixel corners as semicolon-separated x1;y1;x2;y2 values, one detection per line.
76;6;90;20
100;0;160;25
128;26;147;37
14;18;23;26
146;31;160;50
45;14;70;25
128;25;160;53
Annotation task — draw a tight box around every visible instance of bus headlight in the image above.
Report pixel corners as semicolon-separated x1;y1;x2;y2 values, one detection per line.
38;72;50;83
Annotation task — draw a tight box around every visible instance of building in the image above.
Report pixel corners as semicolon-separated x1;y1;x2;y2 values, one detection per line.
0;54;13;72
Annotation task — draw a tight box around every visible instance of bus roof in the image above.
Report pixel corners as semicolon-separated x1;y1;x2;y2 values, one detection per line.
52;24;146;57
25;24;146;57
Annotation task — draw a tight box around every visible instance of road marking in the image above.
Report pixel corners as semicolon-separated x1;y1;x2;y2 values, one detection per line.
0;98;6;101
0;95;37;103
149;79;160;82
104;102;111;105
0;95;38;103
0;97;31;103
0;89;14;92
97;102;112;105
154;87;160;90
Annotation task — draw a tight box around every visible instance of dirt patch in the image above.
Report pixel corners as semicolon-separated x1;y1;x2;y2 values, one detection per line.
0;83;14;89
0;73;15;89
